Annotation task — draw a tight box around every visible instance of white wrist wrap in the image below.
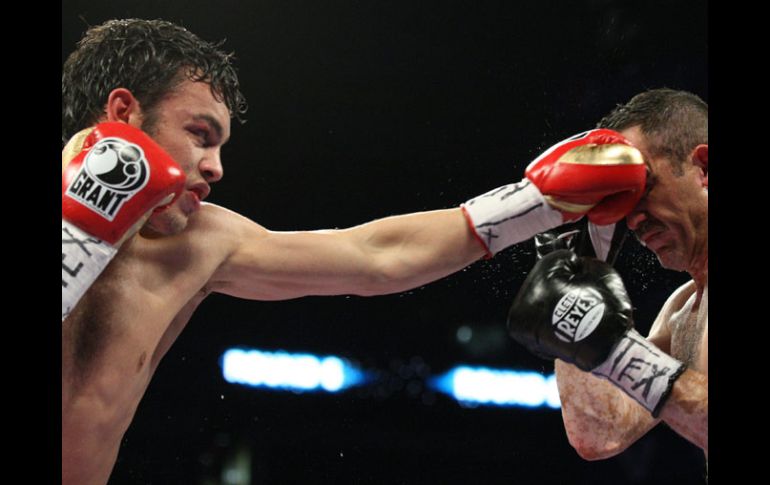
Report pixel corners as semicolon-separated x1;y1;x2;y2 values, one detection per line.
593;328;686;417
62;220;118;321
461;180;564;256
587;222;615;262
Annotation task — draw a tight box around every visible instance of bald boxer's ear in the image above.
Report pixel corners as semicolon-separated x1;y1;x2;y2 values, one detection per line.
692;144;708;188
105;88;143;126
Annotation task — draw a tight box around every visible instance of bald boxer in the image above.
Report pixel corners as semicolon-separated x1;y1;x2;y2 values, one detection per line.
61;19;646;485
508;89;708;462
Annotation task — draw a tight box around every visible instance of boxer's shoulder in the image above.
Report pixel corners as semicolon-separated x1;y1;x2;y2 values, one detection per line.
663;280;698;318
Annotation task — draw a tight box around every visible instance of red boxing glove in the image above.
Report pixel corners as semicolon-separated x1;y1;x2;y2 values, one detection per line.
62;123;185;321
525;129;646;226
62;122;186;246
461;129;645;257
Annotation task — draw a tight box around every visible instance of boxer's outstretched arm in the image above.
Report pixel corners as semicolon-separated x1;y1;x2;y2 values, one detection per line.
208;206;485;300
208;129;647;300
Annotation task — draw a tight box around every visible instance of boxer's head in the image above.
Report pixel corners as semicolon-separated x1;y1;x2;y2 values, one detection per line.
598;89;708;272
63;19;247;236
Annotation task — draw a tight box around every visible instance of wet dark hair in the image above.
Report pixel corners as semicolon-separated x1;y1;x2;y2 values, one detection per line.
598;88;707;174
62;18;247;143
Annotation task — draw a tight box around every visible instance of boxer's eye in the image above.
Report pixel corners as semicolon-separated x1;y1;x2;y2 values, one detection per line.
189;127;211;147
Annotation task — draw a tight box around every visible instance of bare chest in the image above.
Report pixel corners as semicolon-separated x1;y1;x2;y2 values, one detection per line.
63;244;212;383
668;290;708;373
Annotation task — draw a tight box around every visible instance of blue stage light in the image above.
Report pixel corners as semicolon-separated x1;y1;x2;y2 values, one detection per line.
429;365;561;409
221;348;368;393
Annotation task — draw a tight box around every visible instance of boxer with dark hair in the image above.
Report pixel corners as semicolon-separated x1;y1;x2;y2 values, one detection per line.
62;19;647;485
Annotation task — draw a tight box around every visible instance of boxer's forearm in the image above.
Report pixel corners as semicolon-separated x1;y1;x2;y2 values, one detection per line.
659;369;708;454
344;207;487;293
555;359;658;460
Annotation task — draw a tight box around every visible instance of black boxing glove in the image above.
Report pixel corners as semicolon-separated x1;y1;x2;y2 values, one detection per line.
508;250;686;417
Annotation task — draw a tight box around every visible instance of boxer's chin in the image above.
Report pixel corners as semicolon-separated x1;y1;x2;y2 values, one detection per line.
142;204;190;238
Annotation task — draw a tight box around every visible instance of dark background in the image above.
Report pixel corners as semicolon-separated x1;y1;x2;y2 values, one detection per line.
62;1;708;483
